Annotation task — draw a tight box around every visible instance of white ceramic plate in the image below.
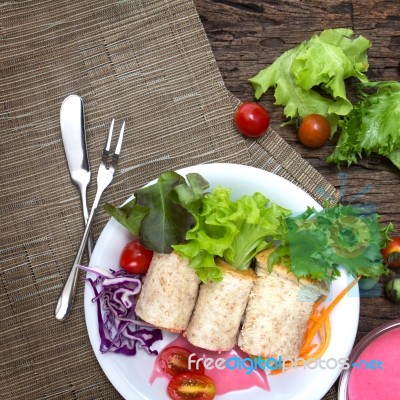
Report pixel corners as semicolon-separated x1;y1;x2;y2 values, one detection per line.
84;163;360;400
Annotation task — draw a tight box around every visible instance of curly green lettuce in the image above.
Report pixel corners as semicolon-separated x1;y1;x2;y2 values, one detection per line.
327;81;400;169
269;204;393;282
173;187;291;282
249;28;371;133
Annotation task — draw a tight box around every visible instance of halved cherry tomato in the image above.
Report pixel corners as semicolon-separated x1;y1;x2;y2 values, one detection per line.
234;102;270;137
298;114;330;148
159;346;205;377
167;373;216;400
119;239;154;274
382;236;400;267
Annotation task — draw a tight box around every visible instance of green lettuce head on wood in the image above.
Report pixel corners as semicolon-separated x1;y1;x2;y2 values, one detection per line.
250;28;371;134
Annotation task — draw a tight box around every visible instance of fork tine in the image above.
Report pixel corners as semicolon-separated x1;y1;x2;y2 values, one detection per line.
105;119;115;151
112;120;125;163
102;119;115;162
115;121;125;155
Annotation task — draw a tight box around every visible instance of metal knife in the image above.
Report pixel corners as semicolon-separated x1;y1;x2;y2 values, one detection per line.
60;94;94;257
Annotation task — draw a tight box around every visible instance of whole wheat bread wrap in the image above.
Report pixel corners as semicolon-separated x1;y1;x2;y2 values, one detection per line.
185;259;256;352
135;252;200;333
238;249;329;359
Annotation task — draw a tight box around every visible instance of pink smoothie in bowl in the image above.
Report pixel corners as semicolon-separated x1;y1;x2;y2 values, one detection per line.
338;319;400;400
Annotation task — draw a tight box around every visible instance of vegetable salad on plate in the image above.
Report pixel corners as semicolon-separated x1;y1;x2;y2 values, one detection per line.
81;169;393;400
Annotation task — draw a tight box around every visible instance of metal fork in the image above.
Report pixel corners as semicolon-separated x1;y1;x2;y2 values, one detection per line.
55;119;125;321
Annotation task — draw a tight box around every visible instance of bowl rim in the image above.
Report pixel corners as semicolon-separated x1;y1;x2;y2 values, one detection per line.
338;318;400;400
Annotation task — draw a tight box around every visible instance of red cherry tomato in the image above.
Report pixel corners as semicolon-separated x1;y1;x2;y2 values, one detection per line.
167;373;216;400
119;239;153;274
298;114;331;148
234;102;270;137
159;346;205;377
382;236;400;267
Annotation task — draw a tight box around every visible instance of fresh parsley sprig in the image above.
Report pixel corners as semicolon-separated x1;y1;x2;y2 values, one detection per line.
269;203;394;282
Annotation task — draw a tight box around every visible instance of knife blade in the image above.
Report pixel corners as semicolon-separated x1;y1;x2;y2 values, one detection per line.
60;94;94;257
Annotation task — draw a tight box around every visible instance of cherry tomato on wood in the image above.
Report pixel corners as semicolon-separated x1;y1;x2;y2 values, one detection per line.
119;239;154;274
167;373;216;400
159;346;205;377
234;102;270;137
298;114;331;148
382;236;400;267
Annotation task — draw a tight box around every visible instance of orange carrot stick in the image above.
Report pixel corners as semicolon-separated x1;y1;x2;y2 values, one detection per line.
299;343;318;357
273;277;360;375
306;314;331;360
300;276;360;353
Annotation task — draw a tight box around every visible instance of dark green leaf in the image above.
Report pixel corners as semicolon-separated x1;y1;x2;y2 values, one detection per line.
104;199;148;235
135;171;192;253
171;172;210;213
105;171;210;254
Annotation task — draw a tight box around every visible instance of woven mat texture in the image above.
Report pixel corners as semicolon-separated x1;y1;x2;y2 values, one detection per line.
1;1;339;399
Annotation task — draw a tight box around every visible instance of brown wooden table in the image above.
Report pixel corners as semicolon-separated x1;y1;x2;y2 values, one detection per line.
194;0;400;344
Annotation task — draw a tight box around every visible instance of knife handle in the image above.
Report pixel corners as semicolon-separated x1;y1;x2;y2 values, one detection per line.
55;191;100;321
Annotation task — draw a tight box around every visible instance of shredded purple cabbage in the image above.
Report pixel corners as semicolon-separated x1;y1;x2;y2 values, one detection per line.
79;265;163;356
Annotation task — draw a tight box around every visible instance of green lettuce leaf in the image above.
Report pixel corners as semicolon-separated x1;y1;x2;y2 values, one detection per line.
270;204;390;282
104;199;148;235
104;171;210;253
173;187;290;282
249;28;370;133
170;173;210;214
327;81;400;169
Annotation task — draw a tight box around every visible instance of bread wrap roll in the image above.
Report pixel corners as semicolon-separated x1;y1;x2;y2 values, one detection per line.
135;252;200;333
238;249;329;359
185;259;256;352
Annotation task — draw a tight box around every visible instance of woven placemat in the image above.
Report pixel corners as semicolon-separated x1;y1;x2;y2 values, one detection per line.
0;1;339;399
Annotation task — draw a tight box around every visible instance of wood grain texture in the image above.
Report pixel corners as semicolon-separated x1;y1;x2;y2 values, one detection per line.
194;0;400;392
